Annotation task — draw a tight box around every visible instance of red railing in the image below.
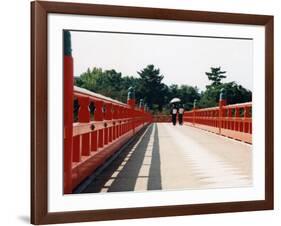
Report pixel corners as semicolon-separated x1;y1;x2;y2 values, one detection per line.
63;31;152;193
184;101;252;144
64;86;152;193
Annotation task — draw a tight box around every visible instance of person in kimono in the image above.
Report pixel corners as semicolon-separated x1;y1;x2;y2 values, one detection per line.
170;104;178;125
178;103;184;125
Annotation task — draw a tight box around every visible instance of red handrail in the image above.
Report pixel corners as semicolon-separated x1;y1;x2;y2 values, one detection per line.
184;102;252;144
64;86;152;193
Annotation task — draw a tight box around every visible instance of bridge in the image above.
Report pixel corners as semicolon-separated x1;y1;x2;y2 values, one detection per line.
63;31;252;194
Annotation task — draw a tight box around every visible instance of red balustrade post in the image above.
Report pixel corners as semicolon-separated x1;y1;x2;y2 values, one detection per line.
249;106;252;134
112;105;118;140
123;108;127;133
94;100;104;148
227;108;232;130
90;102;98;153
119;106;123;136
123;109;125;133
117;107;121;136
116;106;121;138
118;107;122;135
212;110;215;127
104;105;108;146
139;99;144;112
91;125;98;152
107;103;113;143
78;97;90;122
244;106;250;133
78;96;91;156
127;87;136;134
139;99;144;125
219;88;227;134
72;135;81;162
192;99;197;126
234;107;240;131
63;30;73;194
104;103;111;145
125;107;129;133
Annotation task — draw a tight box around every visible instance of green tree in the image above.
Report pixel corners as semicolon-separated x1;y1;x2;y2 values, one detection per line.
94;69;122;99
168;84;179;99
205;67;226;87
198;82;252;108
137;64;165;111
74;67;103;91
178;85;201;110
198;66;252;108
74;64;251;114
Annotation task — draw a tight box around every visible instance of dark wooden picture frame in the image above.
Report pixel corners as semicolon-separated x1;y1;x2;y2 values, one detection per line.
31;1;274;224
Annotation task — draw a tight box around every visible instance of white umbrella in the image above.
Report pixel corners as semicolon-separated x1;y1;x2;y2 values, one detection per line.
169;97;181;104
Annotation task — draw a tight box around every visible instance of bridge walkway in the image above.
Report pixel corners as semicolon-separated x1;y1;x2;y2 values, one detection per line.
82;123;252;193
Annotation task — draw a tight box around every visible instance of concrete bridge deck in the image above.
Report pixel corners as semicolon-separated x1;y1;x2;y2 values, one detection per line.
82;123;252;193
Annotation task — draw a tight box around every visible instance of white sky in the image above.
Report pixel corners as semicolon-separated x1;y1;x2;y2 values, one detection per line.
71;31;253;91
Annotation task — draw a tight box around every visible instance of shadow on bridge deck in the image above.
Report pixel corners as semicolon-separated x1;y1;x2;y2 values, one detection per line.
82;124;162;192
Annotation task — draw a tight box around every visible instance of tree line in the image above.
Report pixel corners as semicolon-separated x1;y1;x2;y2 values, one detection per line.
74;64;252;114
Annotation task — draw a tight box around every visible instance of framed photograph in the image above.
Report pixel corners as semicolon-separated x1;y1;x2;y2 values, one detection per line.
31;1;274;224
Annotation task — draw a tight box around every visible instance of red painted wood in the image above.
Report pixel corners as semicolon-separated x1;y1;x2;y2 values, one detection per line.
104;127;108;145
64;84;152;192
91;131;98;152
63;29;153;193
127;98;135;109
81;133;90;156
72;135;81;162
98;130;104;148
78;96;90;123
76;96;91;157
71;123;146;190
184;102;252;144
109;126;113;143
63;55;73;194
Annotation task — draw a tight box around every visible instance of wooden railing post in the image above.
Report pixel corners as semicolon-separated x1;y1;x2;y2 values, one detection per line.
94;100;104;148
108;103;113;143
103;103;108;145
104;103;112;145
139;99;144;125
234;107;240;131
139;99;144;111
63;30;73;194
219;88;227;134
244;106;250;133
112;104;118;140
78;96;91;157
127;86;136;134
120;107;123;135
91;123;98;153
227;108;232;130
192;99;197;126
116;106;121;138
78;97;90;122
